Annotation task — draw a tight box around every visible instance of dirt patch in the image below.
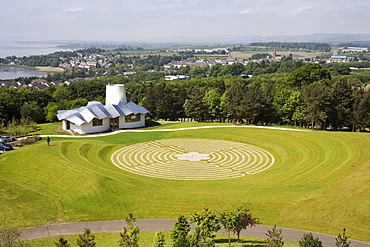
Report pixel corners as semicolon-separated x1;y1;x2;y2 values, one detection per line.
36;66;64;72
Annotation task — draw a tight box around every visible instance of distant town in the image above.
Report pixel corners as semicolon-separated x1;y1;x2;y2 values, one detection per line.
1;41;370;90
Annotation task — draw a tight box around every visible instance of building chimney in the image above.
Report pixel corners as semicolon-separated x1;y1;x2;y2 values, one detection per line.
105;84;127;105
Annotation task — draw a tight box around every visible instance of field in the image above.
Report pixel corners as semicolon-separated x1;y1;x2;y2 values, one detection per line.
230;51;316;59
35;66;65;72
1;123;369;242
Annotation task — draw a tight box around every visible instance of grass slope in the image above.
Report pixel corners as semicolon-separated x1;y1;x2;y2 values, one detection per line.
1;124;369;242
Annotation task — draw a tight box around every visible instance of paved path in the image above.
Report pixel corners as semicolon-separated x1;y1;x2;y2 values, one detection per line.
18;220;370;247
40;125;308;138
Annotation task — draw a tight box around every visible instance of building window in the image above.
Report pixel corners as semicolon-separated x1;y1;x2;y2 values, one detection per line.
125;114;140;123
92;118;103;126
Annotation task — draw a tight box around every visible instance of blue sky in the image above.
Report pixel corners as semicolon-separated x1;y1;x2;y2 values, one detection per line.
2;0;370;41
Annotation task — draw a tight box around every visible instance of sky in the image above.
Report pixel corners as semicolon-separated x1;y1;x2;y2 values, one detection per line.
2;0;370;42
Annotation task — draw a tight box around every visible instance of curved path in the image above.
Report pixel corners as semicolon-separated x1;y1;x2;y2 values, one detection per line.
41;125;308;138
18;220;369;247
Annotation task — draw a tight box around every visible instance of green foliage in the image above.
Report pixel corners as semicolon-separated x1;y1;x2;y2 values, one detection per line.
266;225;284;247
54;236;70;247
229;208;259;241
355;90;370;130
152;231;165;247
0;225;28;247
335;229;351;247
77;228;96;247
118;213;140;247
298;233;322;247
286;63;331;88
301;82;330;129
190;207;221;243
171;215;191;242
249;42;331;52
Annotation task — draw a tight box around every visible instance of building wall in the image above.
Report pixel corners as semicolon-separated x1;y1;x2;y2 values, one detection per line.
119;114;145;129
63;115;145;134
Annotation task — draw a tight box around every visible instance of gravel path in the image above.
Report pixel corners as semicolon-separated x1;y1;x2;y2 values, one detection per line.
18;220;370;247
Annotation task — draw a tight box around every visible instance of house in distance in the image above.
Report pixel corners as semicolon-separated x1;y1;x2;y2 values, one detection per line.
57;84;149;134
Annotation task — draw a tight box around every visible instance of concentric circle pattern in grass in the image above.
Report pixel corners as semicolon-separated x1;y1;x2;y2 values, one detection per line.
111;139;275;180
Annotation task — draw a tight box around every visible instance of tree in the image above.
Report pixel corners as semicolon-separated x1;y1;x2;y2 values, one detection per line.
328;79;354;130
231;207;259;241
203;89;222;121
301;82;330;129
219;210;235;247
152;230;165;247
77;228;96;247
265;225;284;247
190;207;220;243
118;213;140;247
171;215;191;243
227;81;247;122
355;90;370;130
183;87;207;121
0;225;29;247
286;63;331;88
335;228;351;247
54;236;70;247
299;233;322;247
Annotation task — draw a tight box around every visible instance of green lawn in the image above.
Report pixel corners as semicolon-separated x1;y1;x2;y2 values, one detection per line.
1;124;369;242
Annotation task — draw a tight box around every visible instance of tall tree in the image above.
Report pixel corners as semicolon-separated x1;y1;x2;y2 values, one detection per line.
77;228;96;247
301;82;330;129
203;89;222;121
227;81;247;122
328;79;354;130
355;90;370;130
183;87;207;121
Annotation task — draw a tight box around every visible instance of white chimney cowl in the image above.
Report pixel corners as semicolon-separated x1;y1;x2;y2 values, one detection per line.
105;84;127;105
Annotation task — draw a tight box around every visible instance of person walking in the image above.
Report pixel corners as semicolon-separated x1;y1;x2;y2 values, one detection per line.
46;136;50;146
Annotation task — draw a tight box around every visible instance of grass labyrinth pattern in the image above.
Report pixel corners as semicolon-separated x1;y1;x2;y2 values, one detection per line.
111;139;275;180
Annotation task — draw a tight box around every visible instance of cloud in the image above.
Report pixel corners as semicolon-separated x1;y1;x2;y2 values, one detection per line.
61;7;84;13
279;6;311;17
240;8;253;14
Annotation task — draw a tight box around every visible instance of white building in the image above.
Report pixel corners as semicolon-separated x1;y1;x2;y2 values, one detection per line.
57;84;149;134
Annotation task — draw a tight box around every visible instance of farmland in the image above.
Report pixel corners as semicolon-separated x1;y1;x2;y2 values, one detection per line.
0;123;369;242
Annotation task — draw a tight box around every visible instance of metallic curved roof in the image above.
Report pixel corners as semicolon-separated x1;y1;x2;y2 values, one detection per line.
57;101;149;126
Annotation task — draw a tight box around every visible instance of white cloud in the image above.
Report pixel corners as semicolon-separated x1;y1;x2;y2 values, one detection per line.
240;8;253;14
279;6;311;17
61;7;84;13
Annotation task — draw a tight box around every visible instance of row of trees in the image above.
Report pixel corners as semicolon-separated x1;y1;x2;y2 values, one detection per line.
139;65;369;130
248;42;331;52
0;63;370;132
1;209;352;247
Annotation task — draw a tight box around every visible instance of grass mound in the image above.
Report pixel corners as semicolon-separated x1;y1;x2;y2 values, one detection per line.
0;125;369;242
